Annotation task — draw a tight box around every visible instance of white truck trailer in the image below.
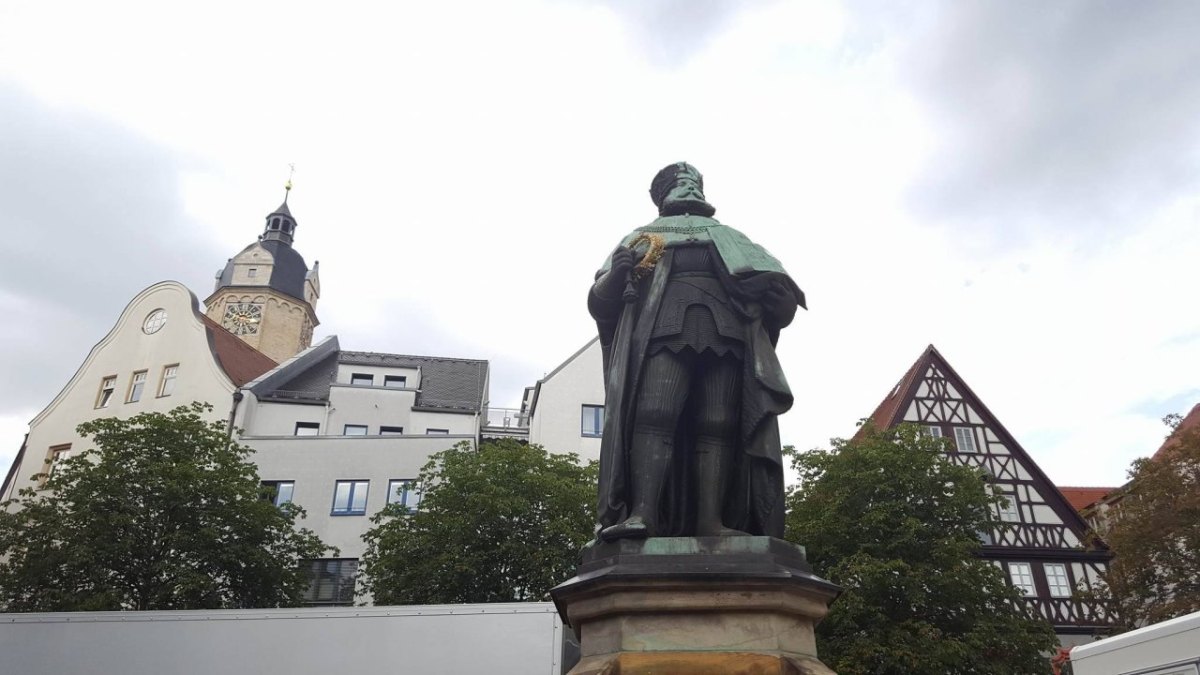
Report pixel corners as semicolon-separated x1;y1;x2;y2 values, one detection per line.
0;602;571;675
1069;611;1200;675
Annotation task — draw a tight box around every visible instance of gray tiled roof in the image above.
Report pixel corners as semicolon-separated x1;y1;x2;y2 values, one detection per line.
341;351;488;412
250;339;488;413
215;239;310;304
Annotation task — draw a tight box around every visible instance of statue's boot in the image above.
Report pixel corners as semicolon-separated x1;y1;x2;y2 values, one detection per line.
694;435;748;537
600;428;673;541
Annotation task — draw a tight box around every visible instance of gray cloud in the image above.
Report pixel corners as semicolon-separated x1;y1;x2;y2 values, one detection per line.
579;0;777;67
856;1;1200;241
0;85;224;412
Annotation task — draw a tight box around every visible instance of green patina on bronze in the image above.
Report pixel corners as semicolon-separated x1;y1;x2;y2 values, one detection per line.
599;214;790;277
589;162;807;544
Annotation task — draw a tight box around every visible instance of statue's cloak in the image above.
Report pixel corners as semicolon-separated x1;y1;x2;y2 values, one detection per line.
592;215;805;538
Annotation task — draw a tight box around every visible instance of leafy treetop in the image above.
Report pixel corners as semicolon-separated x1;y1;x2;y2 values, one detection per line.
785;423;1056;675
360;438;596;605
0;403;332;611
1089;413;1200;631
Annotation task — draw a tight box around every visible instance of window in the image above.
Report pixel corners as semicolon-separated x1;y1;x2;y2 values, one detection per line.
96;376;117;408
294;422;320;436
45;444;73;480
387;480;422;513
350;373;374;386
158;365;178;397
1044;563;1071;598
1008;562;1036;596
142;309;168;334
997;490;1020;522
332;480;369;515
379;426;404;436
383;375;407;388
426;428;449;435
953;427;976;453
303;559;358;606
581;405;604;437
261;480;295;507
247;267;258;278
922;426;943;439
343;424;368;436
127;370;147;403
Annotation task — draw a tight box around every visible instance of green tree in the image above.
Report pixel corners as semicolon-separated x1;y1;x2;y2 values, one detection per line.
1091;414;1200;631
361;438;596;604
0;403;332;611
785;424;1056;674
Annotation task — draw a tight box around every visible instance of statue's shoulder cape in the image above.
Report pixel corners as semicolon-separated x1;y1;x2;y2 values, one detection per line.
600;215;788;277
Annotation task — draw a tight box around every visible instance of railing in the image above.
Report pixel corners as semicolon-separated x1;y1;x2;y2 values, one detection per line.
483;407;529;430
262;390;327;402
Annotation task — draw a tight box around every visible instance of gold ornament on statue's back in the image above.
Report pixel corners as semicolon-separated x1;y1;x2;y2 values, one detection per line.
622;233;665;303
628;233;665;280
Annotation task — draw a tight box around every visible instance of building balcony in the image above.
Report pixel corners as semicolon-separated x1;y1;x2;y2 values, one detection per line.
481;407;529;441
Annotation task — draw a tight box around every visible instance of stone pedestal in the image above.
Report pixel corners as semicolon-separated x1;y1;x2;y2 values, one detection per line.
551;537;840;675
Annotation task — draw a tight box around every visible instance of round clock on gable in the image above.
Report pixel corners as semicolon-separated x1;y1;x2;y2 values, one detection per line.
142;309;168;334
223;302;263;335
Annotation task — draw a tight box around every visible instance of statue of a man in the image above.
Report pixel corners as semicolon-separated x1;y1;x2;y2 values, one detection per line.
589;162;805;541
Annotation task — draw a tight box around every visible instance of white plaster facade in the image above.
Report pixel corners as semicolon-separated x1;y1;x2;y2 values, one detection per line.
243;434;475;561
2;281;263;502
525;338;605;463
233;336;489;576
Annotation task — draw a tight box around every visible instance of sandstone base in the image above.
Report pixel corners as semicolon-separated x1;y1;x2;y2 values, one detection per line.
569;651;835;675
551;537;840;675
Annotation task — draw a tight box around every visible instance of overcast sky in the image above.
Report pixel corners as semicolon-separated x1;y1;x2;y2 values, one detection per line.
3;0;1199;489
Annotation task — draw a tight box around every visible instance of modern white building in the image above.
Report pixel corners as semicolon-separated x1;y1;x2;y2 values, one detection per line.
234;336;488;604
522;338;605;463
1;281;277;503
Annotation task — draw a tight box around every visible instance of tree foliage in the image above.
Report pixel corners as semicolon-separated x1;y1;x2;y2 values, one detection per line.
785;424;1056;674
0;403;332;611
1091;414;1200;630
361;438;597;604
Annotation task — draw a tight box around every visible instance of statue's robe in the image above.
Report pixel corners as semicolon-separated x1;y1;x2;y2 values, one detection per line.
590;214;805;538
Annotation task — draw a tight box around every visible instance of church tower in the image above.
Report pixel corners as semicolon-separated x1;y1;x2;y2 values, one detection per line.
205;185;320;363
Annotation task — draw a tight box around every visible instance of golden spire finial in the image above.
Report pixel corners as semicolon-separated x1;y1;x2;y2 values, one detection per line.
284;163;295;202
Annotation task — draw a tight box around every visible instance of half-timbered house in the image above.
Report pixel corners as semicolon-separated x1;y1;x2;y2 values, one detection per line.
859;345;1112;646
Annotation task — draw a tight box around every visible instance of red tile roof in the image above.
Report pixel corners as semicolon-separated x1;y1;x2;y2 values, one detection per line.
201;316;278;386
1057;486;1117;512
854;344;936;440
855;344;1115;549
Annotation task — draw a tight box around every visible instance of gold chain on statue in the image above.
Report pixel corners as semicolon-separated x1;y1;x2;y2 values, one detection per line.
628;233;665;281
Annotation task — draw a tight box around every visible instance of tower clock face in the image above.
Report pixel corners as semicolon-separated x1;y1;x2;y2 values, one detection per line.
223;302;263;335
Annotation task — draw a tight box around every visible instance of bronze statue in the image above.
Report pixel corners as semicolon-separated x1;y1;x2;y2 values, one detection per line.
589;162;805;541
